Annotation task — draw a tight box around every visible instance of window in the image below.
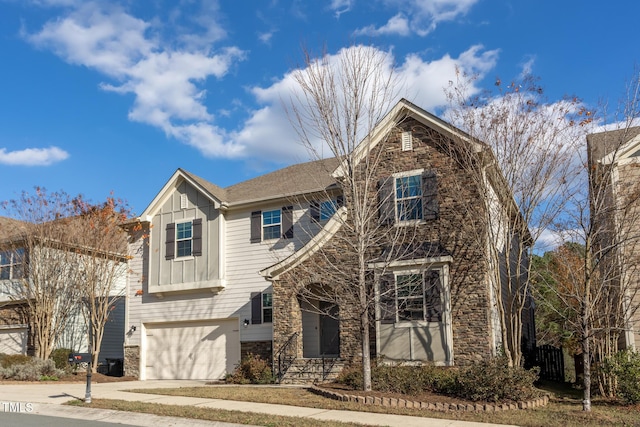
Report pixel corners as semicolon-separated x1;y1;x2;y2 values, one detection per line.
378;170;438;224
262;210;281;240
380;270;442;323
310;196;344;223
251;292;273;324
250;207;293;243
262;293;273;323
165;219;202;260
396;175;423;221
176;221;193;257
0;249;24;280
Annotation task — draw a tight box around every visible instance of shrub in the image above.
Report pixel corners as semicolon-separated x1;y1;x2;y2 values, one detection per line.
226;354;274;384
0;358;64;381
50;348;74;372
602;350;640;404
336;358;539;402
455;357;540;402
0;354;32;368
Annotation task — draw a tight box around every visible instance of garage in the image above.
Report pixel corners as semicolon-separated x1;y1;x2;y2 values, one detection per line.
144;319;240;380
0;325;28;355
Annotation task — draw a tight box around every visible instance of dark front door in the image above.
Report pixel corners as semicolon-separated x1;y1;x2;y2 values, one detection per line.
319;301;340;356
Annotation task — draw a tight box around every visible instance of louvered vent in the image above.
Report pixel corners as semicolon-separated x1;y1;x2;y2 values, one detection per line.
180;194;188;209
402;131;413;151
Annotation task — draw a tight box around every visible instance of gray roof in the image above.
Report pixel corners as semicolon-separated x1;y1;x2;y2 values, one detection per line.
0;216;29;243
221;157;341;206
587;127;640;161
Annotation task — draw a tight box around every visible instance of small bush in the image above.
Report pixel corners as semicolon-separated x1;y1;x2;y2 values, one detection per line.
50;348;74;372
0;358;64;381
0;354;32;368
226;354;274;384
602;350;640;404
336;358;539;402
455;357;540;402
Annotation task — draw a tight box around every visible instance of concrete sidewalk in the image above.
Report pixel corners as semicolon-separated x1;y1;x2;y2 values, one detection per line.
0;380;517;427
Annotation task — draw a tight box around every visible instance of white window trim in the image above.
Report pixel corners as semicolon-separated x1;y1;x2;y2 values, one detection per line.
374;258;454;365
262;209;282;241
175;219;194;259
392;169;425;225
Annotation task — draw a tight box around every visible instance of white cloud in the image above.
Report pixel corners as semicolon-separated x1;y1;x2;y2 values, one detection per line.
329;0;354;18
0;147;69;166
27;1;246;158
236;44;499;164
355;0;479;37
354;13;410;37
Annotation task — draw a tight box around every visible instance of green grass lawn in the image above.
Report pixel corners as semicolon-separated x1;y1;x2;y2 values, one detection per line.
68;382;640;427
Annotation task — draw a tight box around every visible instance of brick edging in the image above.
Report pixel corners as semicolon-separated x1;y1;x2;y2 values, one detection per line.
309;385;549;411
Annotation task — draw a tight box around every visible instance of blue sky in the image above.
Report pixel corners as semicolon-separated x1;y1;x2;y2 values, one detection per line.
0;0;639;216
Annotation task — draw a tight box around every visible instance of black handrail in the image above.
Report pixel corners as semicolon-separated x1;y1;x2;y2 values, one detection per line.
275;331;299;383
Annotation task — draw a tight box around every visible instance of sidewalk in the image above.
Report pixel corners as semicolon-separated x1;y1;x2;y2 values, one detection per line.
0;380;517;427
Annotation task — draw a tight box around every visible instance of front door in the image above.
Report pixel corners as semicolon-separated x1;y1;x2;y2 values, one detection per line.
319;301;340;356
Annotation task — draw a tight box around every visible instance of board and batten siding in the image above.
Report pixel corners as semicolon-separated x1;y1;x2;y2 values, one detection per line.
148;182;220;289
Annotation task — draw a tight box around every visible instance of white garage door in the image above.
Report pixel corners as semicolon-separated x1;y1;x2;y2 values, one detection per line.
145;319;240;380
0;326;28;355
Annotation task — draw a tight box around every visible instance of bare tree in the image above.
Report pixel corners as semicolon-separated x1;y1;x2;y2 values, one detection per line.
534;69;640;411
1;188;84;359
284;45;412;391
72;196;131;372
444;73;588;367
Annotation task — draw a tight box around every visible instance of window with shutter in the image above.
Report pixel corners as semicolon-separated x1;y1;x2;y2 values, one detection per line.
282;206;293;239
165;223;175;260
378;177;395;225
380;270;443;323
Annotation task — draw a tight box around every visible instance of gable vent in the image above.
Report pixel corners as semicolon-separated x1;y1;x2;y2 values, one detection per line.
180;194;188;209
402;131;413;151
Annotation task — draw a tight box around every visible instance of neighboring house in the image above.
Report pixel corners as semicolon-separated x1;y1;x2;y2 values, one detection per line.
125;99;534;381
587;127;640;351
0;216;126;364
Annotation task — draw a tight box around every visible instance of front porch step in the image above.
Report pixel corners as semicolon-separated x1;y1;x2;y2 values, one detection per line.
279;358;344;385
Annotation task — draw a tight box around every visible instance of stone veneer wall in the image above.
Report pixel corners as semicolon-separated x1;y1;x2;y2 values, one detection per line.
273;119;495;367
124;345;140;378
241;340;273;362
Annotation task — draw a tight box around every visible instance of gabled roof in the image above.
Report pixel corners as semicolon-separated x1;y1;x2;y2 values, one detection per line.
139;168;227;220
333;98;480;179
587;126;640;165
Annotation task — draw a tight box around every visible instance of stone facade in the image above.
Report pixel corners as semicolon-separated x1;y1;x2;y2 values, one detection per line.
241;340;272;361
272;118;496;369
123;345;140;378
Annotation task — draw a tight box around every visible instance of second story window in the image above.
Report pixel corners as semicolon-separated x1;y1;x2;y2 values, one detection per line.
176;221;193;257
0;248;24;280
396;175;423;221
165;219;202;260
262;210;281;240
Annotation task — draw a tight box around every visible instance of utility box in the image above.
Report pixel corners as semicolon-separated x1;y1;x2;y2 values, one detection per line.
68;353;92;364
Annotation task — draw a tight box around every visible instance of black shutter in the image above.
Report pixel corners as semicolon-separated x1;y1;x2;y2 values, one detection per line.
165;223;175;260
250;211;262;243
310;201;320;223
424;270;442;322
379;273;396;324
336;195;344;208
282;206;294;239
378;177;395;225
251;292;262;324
192;218;203;256
422;170;439;220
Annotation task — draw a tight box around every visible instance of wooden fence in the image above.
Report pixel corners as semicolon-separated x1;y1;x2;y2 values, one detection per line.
532;345;565;382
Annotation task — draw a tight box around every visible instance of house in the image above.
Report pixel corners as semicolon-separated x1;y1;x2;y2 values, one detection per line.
125;99;534;381
0;215;127;365
587;127;640;351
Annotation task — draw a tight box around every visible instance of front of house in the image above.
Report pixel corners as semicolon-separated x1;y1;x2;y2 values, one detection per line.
124;99;532;381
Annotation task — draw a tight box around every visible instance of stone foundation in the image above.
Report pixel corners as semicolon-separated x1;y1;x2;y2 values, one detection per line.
241;340;273;362
124;345;140;378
